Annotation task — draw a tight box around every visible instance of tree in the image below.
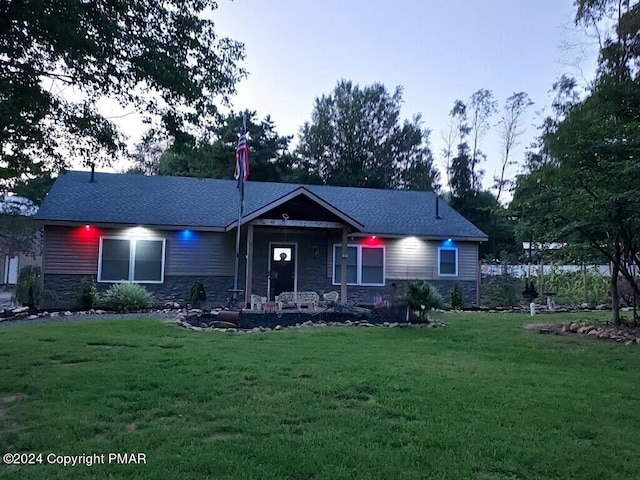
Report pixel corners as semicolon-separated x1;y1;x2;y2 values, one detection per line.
494;92;533;204
510;0;640;324
128;129;170;175
575;0;640;81
512;77;640;324
0;0;245;192
297;80;439;191
468;89;497;190
10;172;54;205
441;100;469;192
156;111;296;182
448;143;473;200
0;196;40;258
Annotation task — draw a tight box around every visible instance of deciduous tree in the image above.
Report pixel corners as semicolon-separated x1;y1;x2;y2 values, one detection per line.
0;0;245;191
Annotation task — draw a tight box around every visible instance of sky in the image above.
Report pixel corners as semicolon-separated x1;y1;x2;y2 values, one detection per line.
112;0;599;193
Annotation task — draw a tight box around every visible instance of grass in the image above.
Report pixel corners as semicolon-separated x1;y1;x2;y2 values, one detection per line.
0;312;639;479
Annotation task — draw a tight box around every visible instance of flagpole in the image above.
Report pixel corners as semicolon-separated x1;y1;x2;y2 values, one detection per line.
233;181;242;294
232;114;247;307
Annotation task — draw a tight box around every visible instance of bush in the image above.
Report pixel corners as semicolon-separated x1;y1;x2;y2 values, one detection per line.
450;283;463;310
188;280;207;308
404;281;443;323
77;276;98;310
102;283;153;313
14;265;42;308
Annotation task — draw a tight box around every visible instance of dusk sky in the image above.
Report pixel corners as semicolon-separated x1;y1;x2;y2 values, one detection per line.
210;0;598;193
106;1;599;193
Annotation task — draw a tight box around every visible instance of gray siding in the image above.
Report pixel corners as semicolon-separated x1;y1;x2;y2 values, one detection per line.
43;225;235;276
43;225;99;274
165;230;235;276
326;236;479;282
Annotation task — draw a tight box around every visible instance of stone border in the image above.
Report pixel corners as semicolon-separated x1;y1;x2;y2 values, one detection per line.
175;317;448;333
525;322;640;345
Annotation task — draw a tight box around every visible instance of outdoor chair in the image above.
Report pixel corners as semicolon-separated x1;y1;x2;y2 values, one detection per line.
250;294;267;311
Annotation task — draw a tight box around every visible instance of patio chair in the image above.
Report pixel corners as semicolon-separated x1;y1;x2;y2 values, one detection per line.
250;294;267;311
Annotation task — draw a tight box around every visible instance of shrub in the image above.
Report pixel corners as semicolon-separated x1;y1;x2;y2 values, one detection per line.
404;281;443;323
14;265;42;308
102;283;153;313
188;280;207;308
450;283;464;310
77;276;98;310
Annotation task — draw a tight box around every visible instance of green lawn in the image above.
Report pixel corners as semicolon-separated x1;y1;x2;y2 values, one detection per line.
0;313;639;480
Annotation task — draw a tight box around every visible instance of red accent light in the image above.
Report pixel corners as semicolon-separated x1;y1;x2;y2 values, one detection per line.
364;236;381;246
75;224;99;241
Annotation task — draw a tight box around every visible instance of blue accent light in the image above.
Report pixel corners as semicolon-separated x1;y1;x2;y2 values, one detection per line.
180;229;194;240
443;238;454;247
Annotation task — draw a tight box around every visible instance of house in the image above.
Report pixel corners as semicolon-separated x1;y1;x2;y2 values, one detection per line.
0;195;41;287
35;171;487;308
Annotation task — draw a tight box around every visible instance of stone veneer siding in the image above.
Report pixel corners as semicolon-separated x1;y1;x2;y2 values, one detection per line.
344;280;478;308
42;274;235;309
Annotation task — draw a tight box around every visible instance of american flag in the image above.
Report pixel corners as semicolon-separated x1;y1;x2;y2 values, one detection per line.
234;118;250;186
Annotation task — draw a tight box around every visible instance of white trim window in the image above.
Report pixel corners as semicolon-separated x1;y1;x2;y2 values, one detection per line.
98;237;166;283
333;244;385;286
438;247;458;277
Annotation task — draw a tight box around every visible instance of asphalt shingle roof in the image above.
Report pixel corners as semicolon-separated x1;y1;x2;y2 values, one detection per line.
35;171;487;239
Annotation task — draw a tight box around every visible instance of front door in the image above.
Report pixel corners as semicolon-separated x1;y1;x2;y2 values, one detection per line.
269;243;296;299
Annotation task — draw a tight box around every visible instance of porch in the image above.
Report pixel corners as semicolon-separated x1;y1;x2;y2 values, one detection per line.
228;186;365;308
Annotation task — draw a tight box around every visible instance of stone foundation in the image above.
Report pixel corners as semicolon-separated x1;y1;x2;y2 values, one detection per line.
42;274;235;309
345;280;478;308
41;274;478;309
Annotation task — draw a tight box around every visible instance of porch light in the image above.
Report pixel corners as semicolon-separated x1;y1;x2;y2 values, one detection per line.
84;224;91;231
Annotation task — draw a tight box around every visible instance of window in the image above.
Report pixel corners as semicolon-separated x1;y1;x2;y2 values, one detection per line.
333;245;384;286
99;237;165;283
438;247;458;276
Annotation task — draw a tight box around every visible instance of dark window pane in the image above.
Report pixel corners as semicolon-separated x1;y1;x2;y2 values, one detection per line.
101;239;130;281
134;240;163;281
334;246;358;284
361;247;384;284
362;266;383;284
362;247;383;267
440;249;457;275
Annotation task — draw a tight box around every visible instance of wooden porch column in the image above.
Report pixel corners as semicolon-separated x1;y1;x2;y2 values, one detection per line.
341;227;348;304
245;223;254;307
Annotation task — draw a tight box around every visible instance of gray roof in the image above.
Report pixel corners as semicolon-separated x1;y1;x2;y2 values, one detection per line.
36;171;487;240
